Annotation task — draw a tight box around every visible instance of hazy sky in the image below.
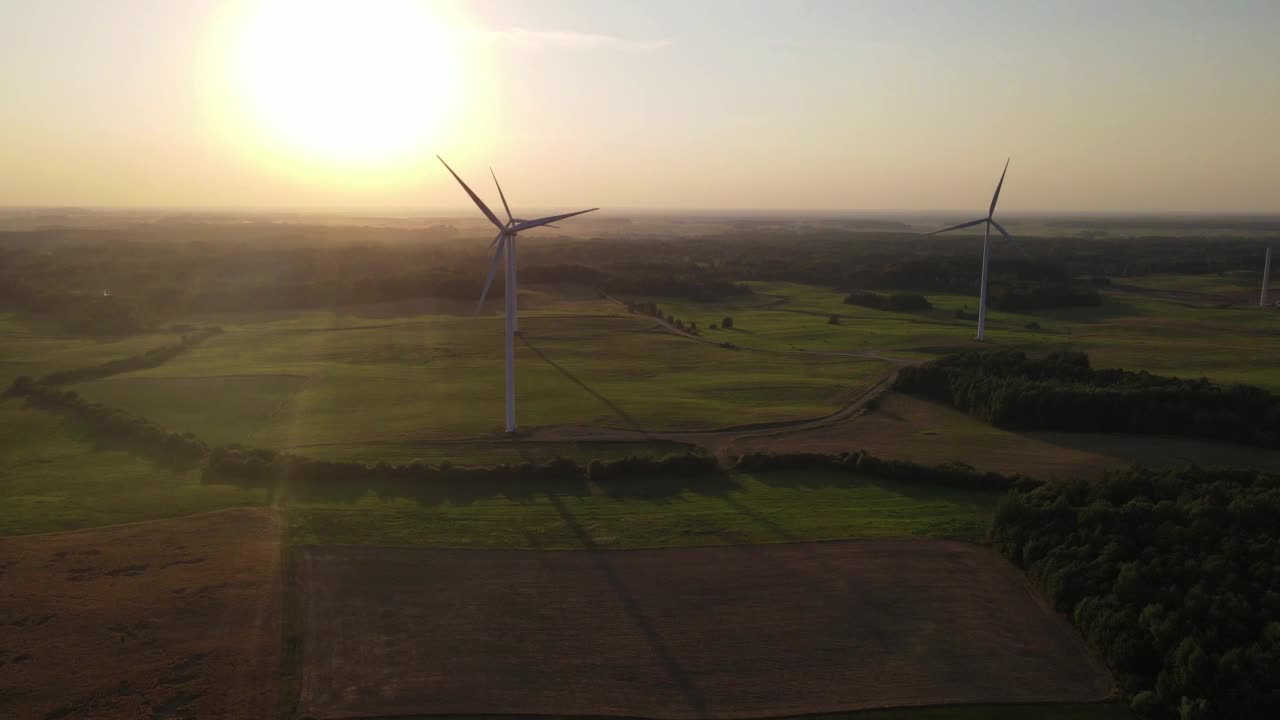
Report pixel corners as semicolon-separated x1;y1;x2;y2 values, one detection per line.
1;0;1277;213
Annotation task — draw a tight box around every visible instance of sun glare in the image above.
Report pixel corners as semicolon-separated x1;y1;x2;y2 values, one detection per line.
233;0;459;167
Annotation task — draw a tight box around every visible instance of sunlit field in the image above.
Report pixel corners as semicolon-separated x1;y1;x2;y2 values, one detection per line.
0;313;177;389
0;403;267;535
646;280;1280;389
285;470;1001;548
67;299;884;452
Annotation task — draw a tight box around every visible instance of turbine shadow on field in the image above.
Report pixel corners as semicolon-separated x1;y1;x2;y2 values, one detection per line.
548;494;710;715
279;470;741;508
519;333;649;434
712;499;902;653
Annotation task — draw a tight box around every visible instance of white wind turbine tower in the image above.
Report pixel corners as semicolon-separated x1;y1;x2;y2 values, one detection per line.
928;158;1016;341
438;156;597;433
1261;247;1272;308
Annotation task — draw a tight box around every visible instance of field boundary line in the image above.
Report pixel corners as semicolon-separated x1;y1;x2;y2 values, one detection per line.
0;505;275;539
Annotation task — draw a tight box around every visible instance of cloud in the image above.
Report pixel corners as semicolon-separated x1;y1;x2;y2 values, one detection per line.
471;27;672;52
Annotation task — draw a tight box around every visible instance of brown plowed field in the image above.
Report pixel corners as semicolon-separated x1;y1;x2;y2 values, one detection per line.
298;540;1112;719
0;508;281;720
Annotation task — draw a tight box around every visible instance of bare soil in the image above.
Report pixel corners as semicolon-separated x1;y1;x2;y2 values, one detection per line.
0;508;282;720
297;539;1112;719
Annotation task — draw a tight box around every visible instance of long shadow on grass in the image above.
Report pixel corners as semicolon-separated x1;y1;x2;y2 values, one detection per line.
519;333;649;434
283;471;738;509
286;472;595;508
750;469;1005;503
548;494;709;715
26;399;205;473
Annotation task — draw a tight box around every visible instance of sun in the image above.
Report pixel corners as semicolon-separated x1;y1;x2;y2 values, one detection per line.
232;0;459;167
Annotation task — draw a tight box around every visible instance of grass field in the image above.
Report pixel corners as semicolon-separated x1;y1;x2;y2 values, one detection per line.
638;281;1280;390
0;401;268;535
1117;270;1264;298
0;312;178;389
285;470;1001;548
71;304;885;452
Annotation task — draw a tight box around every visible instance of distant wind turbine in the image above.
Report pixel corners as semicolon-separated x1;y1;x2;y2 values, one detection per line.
1261;247;1272;308
437;156;597;433
928;158;1018;341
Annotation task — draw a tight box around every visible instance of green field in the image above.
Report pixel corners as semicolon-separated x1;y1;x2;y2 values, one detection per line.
285;470;1001;548
0;312;179;389
70;303;886;450
643;281;1280;389
1118;270;1264;297
0;401;267;535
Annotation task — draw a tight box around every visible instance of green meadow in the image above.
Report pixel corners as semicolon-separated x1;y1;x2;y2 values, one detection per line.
70;303;887;449
648;281;1280;389
0;312;178;389
0;401;267;535
284;470;1002;548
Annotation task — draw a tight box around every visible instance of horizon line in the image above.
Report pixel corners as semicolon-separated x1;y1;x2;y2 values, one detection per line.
3;205;1280;219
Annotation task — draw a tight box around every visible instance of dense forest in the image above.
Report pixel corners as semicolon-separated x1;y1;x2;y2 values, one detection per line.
894;350;1280;448
992;466;1280;719
0;222;1272;335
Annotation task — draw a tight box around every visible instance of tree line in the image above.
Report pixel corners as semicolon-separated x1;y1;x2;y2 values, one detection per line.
39;327;222;385
894;350;1280;448
6;225;1272;336
5;378;209;462
991;466;1280;719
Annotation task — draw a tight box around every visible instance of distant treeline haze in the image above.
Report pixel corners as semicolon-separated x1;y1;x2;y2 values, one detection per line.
0;225;1271;334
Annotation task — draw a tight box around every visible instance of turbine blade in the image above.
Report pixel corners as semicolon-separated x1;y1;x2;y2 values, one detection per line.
437;155;504;230
988;157;1010;218
475;235;506;315
511;208;598;233
927;218;987;236
490;167;513;223
989;219;1030;259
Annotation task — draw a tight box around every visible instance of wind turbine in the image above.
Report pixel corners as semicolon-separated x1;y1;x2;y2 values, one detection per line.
928;158;1015;341
1261;247;1272;308
437;156;597;433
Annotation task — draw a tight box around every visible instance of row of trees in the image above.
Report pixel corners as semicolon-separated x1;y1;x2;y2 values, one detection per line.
205;445;723;488
5;224;1275;336
625;301;704;335
5;378;209;462
732;451;1030;492
39;327;222;385
202;445;1030;494
843;291;932;311
624;300;738;334
991;466;1280;719
894;350;1280;448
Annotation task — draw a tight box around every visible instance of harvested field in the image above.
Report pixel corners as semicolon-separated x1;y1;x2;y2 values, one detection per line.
0;508;282;720
298;540;1112;719
737;393;1280;479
